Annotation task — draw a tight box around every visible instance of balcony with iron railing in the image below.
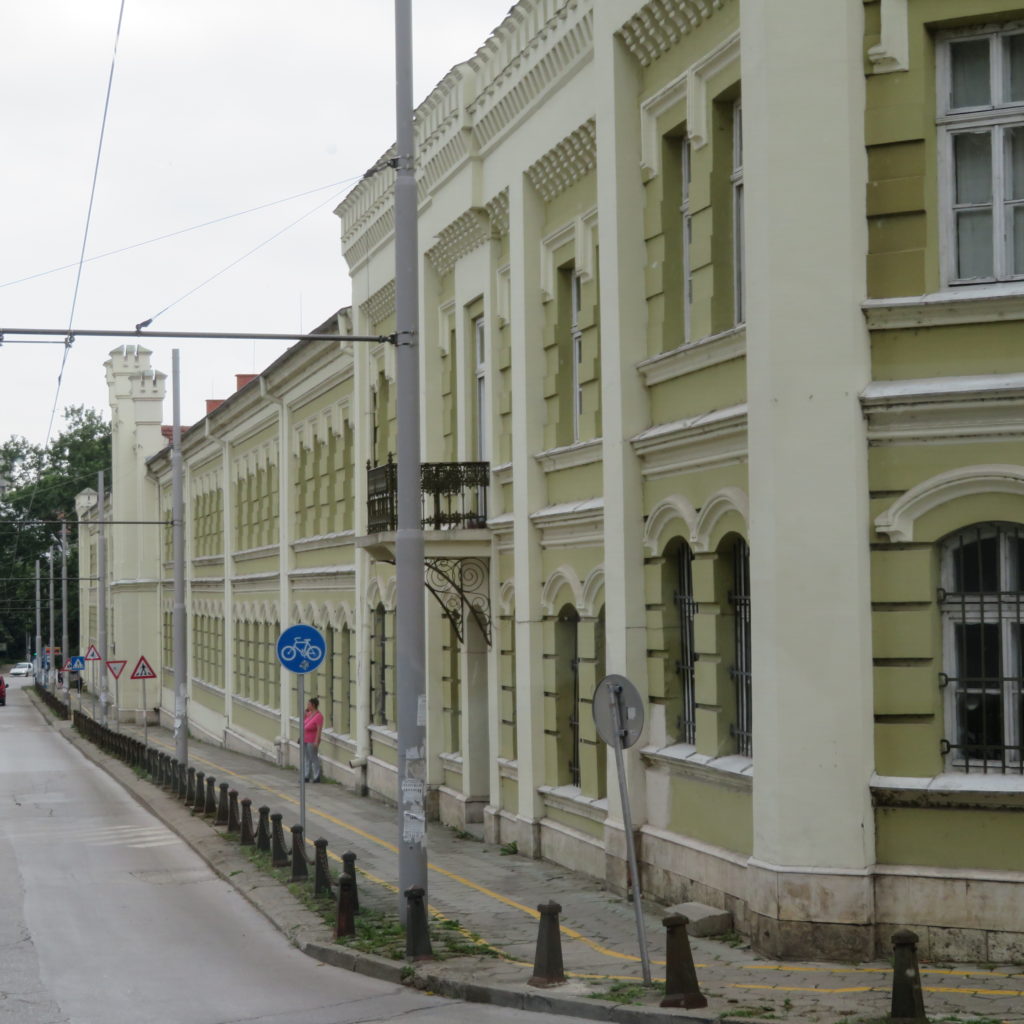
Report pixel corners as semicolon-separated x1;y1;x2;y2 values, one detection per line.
366;455;489;534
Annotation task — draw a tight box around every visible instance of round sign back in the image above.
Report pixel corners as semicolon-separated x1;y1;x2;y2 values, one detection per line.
592;674;645;749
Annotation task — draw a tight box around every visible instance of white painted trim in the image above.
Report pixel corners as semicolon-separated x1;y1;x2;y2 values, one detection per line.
639;69;687;177
533;437;604;472
867;0;909;74
643;496;700;556
637;326;745;385
691;486;749;553
632;404;747;479
874;464;1024;542
530;498;605;550
863;282;1024;328
540;564;584;616
688;30;741;150
539;208;598;302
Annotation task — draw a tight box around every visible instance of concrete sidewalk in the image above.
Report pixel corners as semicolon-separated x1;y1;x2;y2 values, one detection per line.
29;685;1024;1024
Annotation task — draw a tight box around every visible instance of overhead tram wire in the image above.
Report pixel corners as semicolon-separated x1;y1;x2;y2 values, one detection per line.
13;0;126;573
0;176;364;293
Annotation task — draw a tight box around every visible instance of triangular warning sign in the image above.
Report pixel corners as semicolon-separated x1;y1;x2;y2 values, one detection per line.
130;655;157;680
106;660;128;680
85;644;102;661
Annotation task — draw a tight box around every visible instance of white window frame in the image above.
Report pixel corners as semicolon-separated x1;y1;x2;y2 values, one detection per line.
937;24;1024;286
731;101;745;325
570;270;584;442
940;522;1024;771
473;315;487;463
680;135;693;342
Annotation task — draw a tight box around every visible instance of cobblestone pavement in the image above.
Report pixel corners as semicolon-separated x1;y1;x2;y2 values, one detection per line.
36;689;1024;1023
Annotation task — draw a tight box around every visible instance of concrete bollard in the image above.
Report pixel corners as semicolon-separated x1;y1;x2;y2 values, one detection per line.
342;851;360;913
215;783;230;826
335;873;357;937
270;813;290;867
404;886;434;961
204;776;217;817
890;929;927;1023
290;825;309;882
528;902;566;987
227;790;240;833
256;806;271;852
240;798;255;846
313;839;332;897
660;915;708;1009
186;767;196;805
192;772;206;812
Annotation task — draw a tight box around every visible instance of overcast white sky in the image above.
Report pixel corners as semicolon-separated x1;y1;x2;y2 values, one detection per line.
0;0;512;449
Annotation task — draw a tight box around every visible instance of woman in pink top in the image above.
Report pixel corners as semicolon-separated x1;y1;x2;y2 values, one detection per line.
303;697;324;782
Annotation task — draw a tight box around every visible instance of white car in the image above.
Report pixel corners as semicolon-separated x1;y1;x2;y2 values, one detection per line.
9;662;33;677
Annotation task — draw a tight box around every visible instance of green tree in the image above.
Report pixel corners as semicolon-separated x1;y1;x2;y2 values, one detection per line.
0;407;111;664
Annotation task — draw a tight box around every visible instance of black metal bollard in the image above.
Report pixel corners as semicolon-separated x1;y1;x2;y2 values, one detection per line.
342;851;360;913
335;873;357;937
186;767;196;805
890;929;927;1023
256;806;271;852
290;825;308;882
227;790;240;832
177;762;188;800
166;758;178;792
404;886;433;961
215;783;230;826
240;798;255;846
270;813;290;867
313;839;332;897
204;775;217;817
192;772;206;812
527;902;565;987
660;915;707;1009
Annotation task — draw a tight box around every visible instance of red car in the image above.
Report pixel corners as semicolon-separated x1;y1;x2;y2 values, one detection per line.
0;676;6;706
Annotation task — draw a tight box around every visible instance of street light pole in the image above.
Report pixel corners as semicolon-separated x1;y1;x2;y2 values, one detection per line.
172;349;188;765
34;560;41;685
97;469;108;725
48;548;55;690
61;522;69;708
394;0;428;920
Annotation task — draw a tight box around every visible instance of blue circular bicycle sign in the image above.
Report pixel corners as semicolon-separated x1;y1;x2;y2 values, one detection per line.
276;624;326;674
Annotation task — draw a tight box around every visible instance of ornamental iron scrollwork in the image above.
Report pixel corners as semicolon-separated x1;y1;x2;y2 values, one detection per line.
366;457;489;533
424;556;490;646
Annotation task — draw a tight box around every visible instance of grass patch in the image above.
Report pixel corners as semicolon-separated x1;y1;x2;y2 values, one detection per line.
499;840;518;856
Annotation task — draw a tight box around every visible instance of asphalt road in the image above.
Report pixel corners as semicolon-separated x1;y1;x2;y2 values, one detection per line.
0;683;584;1024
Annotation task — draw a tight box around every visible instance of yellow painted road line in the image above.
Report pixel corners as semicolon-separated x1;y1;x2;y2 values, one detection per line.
733;983;880;994
166;740;661;965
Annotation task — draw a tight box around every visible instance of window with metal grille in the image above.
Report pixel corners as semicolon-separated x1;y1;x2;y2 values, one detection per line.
940;522;1023;772
666;538;697;744
556;605;581;787
370;604;389;725
729;537;752;757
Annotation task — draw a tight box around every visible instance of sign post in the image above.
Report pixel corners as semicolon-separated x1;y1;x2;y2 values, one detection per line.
276;624;325;836
593;673;652;985
130;657;156;748
85;644;101;721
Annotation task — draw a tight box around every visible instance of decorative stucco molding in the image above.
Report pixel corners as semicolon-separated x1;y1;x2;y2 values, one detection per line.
643;495;700;556
691;486;749;552
874;465;1024;543
426;208;496;276
361;280;397;329
632;404;747;479
530;497;604;549
867;0;909;75
617;0;729;68
485;189;509;239
541;564;584;616
637;326;746;385
526;119;597;203
540;206;599;302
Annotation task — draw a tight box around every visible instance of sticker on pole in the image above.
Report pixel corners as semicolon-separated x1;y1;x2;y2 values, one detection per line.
67;656;86;671
84;644;102;661
106;660;128;679
276;624;325;674
130;656;157;680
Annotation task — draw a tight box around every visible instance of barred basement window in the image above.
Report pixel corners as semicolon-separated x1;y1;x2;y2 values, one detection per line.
940;522;1024;772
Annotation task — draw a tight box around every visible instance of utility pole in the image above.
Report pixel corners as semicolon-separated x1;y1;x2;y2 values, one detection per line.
34;560;41;685
48;548;55;689
394;0;428;920
61;522;69;708
97;469;108;725
172;349;188;765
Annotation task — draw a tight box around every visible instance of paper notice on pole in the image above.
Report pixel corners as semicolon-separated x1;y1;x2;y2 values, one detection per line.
401;778;425;806
402;810;426;843
416;694;427;727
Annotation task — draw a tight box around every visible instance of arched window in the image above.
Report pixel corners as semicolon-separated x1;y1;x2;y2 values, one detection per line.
663;537;697;743
940;522;1024;772
727;536;752;757
555;605;581;787
370;603;389;725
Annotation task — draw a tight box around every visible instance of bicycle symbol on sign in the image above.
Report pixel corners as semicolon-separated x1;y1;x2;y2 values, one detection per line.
280;637;322;668
276;624;326;675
